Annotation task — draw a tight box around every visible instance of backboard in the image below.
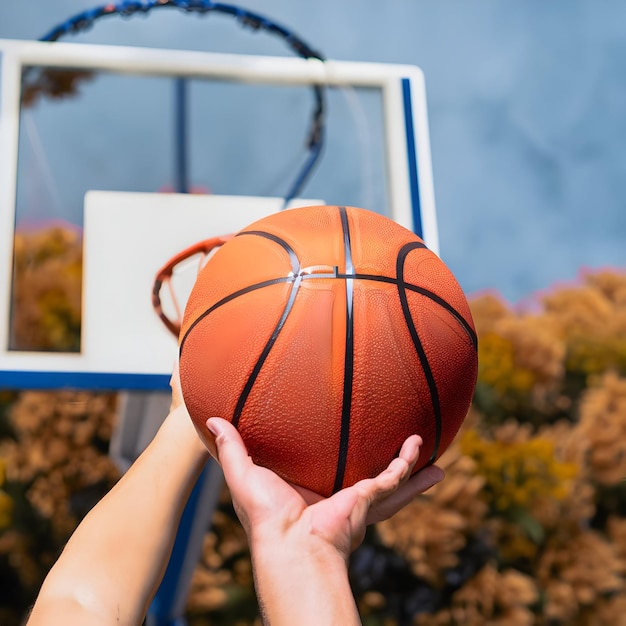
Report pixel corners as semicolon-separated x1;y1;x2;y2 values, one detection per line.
0;38;439;391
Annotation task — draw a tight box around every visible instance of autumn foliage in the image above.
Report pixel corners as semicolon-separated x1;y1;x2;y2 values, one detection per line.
10;225;82;352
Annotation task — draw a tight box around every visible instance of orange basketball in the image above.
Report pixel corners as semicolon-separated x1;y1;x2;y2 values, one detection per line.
179;205;477;497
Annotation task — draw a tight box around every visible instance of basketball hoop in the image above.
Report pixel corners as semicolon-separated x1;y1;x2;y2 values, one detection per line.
152;234;232;338
28;0;326;207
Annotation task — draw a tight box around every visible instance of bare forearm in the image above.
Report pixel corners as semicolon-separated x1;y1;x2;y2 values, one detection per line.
250;535;360;626
27;405;210;626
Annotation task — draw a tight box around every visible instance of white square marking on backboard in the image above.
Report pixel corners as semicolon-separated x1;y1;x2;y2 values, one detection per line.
82;191;323;377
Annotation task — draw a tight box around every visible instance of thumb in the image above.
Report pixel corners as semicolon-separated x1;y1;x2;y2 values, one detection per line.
206;417;254;485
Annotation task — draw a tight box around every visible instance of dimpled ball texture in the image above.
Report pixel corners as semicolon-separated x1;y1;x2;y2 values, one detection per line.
179;205;478;497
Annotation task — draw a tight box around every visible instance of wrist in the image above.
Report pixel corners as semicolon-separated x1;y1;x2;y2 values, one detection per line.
159;405;211;464
249;530;358;626
251;526;347;569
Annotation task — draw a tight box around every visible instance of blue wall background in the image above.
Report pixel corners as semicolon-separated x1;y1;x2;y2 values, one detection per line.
1;0;625;303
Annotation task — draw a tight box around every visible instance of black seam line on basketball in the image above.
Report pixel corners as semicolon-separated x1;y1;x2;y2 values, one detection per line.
333;207;355;494
298;272;477;351
178;276;295;355
236;230;300;275
231;271;305;429
350;274;477;350
397;242;442;466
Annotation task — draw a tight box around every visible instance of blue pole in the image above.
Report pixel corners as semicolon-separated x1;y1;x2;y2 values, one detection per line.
174;77;189;194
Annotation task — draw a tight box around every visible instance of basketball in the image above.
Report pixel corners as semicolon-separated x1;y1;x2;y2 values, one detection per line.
179;205;478;497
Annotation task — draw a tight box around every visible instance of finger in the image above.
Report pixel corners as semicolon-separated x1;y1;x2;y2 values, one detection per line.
341;450;422;549
313;435;425;531
366;465;444;525
206;417;255;485
397;434;423;465
303;438;425;550
356;434;424;504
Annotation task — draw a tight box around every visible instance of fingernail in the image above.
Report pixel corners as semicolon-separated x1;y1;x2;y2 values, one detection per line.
206;418;223;437
431;467;445;484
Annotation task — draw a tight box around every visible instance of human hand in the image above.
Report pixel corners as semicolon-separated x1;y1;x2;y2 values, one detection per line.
206;417;444;561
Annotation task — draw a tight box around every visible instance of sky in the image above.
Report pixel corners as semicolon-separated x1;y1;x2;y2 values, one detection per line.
1;0;626;304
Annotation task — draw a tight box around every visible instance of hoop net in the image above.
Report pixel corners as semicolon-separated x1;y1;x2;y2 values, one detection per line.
152;234;232;337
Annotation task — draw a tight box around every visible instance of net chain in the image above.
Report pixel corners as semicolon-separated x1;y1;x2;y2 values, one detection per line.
29;0;327;204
